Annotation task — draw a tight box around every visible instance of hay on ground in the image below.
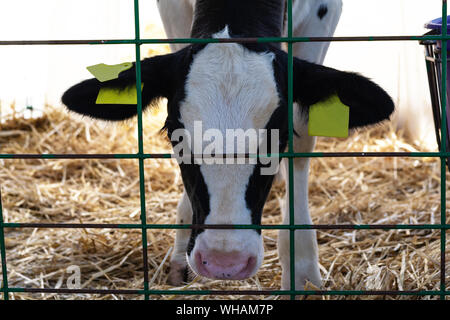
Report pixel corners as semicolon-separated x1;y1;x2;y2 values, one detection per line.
0;103;448;300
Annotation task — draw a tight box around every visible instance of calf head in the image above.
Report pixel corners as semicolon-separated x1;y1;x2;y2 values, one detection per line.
62;35;394;280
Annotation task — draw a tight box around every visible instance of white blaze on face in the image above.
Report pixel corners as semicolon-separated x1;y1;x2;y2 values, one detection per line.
179;28;280;278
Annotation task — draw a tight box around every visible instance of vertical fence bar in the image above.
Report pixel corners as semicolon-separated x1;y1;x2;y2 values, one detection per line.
133;0;150;301
440;0;448;301
0;187;9;300
287;0;296;301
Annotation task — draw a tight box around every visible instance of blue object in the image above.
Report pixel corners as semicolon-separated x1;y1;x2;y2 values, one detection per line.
425;16;450;50
424;16;450;30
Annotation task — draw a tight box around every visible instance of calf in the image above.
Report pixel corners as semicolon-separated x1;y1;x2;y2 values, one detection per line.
62;0;394;291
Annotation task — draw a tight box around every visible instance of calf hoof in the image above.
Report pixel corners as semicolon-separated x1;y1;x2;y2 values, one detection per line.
280;261;322;299
167;261;190;286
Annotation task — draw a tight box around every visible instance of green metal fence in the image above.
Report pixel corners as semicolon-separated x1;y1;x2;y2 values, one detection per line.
0;0;449;300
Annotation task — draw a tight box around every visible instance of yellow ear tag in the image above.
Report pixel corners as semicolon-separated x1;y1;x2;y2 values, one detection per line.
308;94;350;138
96;84;144;105
87;62;133;82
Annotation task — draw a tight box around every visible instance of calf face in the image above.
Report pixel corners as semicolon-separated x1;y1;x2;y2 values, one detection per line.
62;30;394;280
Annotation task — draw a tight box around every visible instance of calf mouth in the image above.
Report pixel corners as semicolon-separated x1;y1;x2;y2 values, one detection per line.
192;250;258;280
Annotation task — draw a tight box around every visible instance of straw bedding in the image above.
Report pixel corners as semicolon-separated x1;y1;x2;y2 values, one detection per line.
0;28;449;300
0;101;448;300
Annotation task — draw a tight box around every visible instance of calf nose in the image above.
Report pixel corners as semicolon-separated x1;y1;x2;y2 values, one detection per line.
195;250;257;280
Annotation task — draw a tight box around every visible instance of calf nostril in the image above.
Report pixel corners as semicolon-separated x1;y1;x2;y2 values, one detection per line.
203;261;207;265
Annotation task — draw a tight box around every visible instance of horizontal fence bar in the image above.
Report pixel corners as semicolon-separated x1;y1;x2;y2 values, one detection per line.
2;223;449;230
0;152;449;159
3;287;449;296
1;35;450;46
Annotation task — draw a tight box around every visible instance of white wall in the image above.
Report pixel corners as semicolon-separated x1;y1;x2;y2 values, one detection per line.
0;0;444;148
0;0;162;115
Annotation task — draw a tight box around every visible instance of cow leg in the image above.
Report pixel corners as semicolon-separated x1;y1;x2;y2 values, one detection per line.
276;0;343;294
278;113;320;292
167;190;193;285
290;0;343;64
157;0;195;283
157;0;195;52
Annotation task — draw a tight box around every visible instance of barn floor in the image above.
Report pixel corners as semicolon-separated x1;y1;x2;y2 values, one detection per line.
0;102;448;300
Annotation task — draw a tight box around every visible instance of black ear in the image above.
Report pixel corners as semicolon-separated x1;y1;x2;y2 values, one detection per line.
62;48;189;121
293;57;394;128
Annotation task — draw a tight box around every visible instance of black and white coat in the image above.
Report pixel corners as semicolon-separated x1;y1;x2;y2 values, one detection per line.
63;0;394;291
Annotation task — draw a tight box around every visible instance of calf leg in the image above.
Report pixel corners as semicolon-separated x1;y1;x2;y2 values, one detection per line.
278;114;321;291
157;0;195;52
291;0;342;64
167;190;193;285
276;0;343;293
